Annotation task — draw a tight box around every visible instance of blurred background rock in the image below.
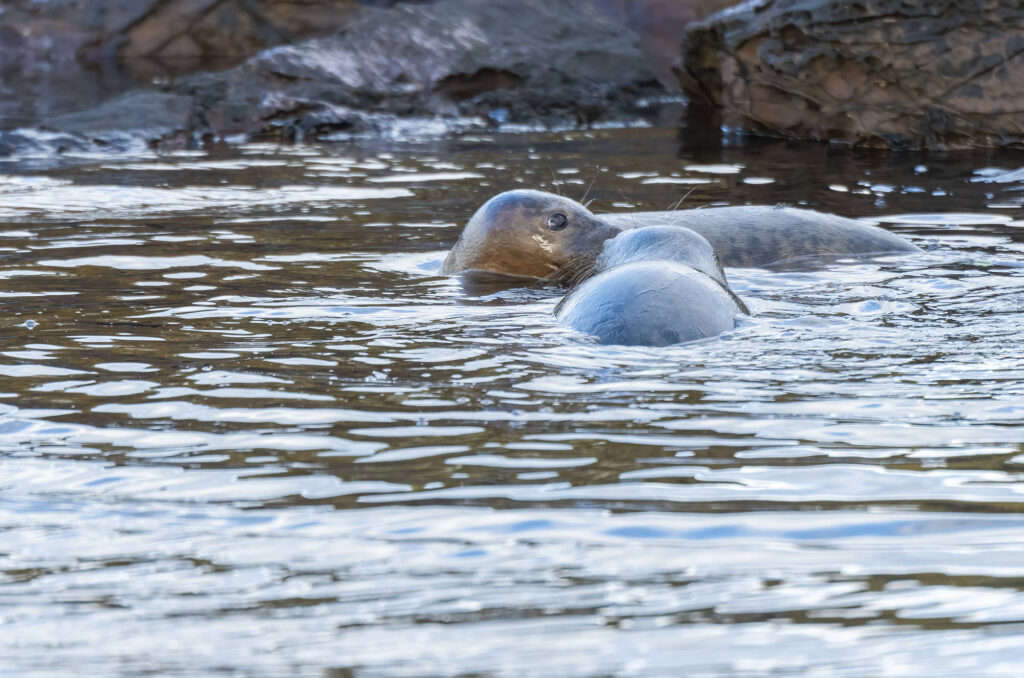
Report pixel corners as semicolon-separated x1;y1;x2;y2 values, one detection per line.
0;0;736;127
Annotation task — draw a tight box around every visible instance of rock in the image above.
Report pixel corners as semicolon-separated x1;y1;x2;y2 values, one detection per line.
180;0;665;141
0;0;729;132
0;0;725;82
0;0;370;73
594;0;739;89
0;0;352;130
678;0;1024;149
43;91;196;147
0;0;666;154
113;0;367;74
0;1;100;66
0;90;196;156
2;0;718;155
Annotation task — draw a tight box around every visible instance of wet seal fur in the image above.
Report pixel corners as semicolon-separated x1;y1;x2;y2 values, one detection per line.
442;189;921;278
556;226;748;346
602;205;921;268
441;189;621;280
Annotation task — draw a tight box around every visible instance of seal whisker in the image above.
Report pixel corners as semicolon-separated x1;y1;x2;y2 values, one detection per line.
543;259;576;285
614;189;642;230
663;186;699;226
667;186;698;213
545;257;579;286
580;171;598;206
544;253;600;288
553;293;570;315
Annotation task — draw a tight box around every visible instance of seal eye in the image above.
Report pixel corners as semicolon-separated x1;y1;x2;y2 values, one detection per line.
547;213;568;231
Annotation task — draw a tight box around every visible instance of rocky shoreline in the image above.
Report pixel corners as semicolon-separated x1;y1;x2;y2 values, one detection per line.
0;0;701;156
4;0;1022;154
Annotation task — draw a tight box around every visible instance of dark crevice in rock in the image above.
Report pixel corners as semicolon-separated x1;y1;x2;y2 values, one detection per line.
434;69;527;102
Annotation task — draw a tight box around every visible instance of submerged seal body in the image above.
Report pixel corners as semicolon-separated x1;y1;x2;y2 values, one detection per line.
442;190;920;278
556;226;748;346
602;205;920;269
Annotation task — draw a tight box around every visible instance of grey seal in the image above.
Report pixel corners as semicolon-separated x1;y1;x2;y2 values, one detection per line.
442;190;920;278
555;225;748;346
560;223;750;314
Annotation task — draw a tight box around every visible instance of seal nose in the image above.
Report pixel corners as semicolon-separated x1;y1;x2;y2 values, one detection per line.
544;216;623;285
574;216;623;252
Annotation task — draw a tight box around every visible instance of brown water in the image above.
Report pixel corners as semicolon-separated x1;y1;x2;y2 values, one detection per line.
3;126;1024;676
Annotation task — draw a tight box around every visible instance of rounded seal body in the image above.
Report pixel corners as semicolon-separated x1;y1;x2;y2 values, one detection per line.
594;224;727;285
556;261;742;347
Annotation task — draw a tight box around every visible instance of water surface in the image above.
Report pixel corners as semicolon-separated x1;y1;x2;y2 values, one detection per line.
3;127;1024;676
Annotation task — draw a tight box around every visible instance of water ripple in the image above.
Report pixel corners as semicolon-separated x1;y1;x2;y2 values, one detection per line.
3;128;1024;676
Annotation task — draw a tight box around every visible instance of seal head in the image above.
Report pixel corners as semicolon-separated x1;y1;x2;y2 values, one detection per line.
585;225;749;314
596;225;725;283
441;189;622;279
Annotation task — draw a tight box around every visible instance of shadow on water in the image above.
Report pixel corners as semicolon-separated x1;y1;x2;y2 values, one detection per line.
2;123;1024;676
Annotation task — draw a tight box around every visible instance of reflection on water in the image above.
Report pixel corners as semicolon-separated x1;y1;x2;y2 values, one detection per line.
2;127;1024;676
